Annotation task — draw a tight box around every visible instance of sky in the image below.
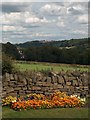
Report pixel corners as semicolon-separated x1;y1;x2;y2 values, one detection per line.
0;1;89;43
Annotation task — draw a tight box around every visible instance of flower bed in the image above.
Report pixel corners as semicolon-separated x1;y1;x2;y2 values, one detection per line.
2;92;86;111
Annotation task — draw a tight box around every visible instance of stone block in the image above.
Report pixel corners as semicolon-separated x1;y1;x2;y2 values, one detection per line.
26;91;31;94
3;82;8;86
35;91;43;94
15;87;22;91
19;90;25;94
42;77;47;82
14;74;18;81
72;80;78;86
36;82;43;86
66;71;73;77
72;71;81;77
63;75;69;82
2;92;7;98
70;86;74;92
27;85;31;90
10;74;14;80
43;82;53;87
53;85;58;89
57;85;63;89
9;92;17;97
7;88;14;93
49;71;57;77
68;77;76;81
59;71;66;76
51;76;57;83
22;87;27;90
5;73;10;81
83;86;88;91
17;84;24;87
21;78;27;85
57;76;64;84
46;77;52;83
31;86;41;91
32;77;37;83
66;82;71;86
41;87;49;91
27;78;32;84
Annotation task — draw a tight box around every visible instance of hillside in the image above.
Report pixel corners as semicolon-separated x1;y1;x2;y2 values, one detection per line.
2;38;90;65
16;38;89;48
2;42;20;59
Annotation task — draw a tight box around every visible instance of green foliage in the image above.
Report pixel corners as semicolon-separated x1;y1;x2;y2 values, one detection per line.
2;38;90;65
2;42;20;60
2;53;14;74
16;38;89;48
23;45;89;65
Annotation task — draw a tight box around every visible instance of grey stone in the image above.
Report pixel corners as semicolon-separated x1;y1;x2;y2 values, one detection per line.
36;82;43;86
72;80;78;86
66;82;71;86
41;87;49;91
27;78;32;84
14;74;18;81
46;77;52;83
42;77;47;82
22;87;27;90
57;85;63;89
57;76;64;84
43;82;53;87
26;91;31;94
9;92;17;97
51;76;57;83
15;87;22;91
7;88;14;93
83;86;88;90
72;71;81;77
27;85;31;90
10;74;14;80
5;73;10;81
49;71;57;77
31;86;41;91
68;77;76;81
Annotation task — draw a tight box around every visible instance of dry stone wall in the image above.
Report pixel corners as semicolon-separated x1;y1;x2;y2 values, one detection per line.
2;71;89;98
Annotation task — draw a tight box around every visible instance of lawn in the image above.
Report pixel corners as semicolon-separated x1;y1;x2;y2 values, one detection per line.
2;106;89;118
14;61;90;72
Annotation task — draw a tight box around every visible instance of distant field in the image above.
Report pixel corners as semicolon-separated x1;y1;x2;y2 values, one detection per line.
14;61;90;72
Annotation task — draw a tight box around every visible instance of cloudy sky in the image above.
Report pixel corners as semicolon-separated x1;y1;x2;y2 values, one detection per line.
1;1;89;43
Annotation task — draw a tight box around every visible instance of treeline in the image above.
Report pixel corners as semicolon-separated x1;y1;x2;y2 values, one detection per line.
2;42;20;59
23;45;89;65
2;38;90;65
16;38;89;48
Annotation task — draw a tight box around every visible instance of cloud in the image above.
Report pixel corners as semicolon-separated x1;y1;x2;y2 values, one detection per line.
25;16;49;24
72;29;88;35
67;6;82;15
40;3;66;16
78;14;88;24
57;17;65;27
2;11;49;27
2;3;30;13
1;0;89;2
2;25;25;31
1;2;88;43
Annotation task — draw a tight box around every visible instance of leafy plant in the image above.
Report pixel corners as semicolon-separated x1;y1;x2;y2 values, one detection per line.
2;53;14;74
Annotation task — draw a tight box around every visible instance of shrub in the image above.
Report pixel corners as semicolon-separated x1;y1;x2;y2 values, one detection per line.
2;53;14;74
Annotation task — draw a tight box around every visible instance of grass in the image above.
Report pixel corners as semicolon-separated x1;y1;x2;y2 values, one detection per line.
14;61;90;72
2;106;89;118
